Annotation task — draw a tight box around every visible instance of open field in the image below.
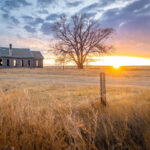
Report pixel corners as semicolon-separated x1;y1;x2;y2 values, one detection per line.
0;66;150;150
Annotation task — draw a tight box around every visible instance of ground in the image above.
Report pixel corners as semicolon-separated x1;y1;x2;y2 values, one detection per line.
0;66;150;104
0;66;150;150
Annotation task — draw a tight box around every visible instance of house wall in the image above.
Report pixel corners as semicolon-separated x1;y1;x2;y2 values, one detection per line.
33;59;43;68
0;58;35;68
9;58;14;67
38;59;43;68
2;58;7;68
0;57;43;68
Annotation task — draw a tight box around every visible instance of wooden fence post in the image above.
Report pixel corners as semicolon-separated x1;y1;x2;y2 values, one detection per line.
100;72;107;106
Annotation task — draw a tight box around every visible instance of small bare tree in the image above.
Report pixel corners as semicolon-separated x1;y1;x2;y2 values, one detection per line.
52;14;113;69
55;54;70;70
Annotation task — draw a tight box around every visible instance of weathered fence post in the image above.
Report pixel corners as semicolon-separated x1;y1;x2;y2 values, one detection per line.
100;72;107;106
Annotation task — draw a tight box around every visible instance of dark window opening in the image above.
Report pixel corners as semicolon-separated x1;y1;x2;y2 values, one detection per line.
0;59;2;66
7;59;9;66
28;60;30;66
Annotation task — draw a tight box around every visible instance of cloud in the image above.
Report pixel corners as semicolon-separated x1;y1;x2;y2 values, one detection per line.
2;13;20;25
66;1;82;7
22;15;33;21
80;3;99;13
98;0;116;7
37;10;49;14
22;16;44;26
10;16;20;25
24;25;36;33
31;17;44;26
40;22;53;35
1;0;31;11
123;0;149;13
46;14;60;21
2;13;9;19
100;0;150;29
37;0;55;7
86;12;97;18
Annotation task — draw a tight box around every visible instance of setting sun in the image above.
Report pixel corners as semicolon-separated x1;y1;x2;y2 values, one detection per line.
113;64;120;69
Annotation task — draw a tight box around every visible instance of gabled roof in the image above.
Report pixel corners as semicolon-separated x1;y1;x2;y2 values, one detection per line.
31;51;44;59
0;47;9;56
0;47;43;59
0;47;33;58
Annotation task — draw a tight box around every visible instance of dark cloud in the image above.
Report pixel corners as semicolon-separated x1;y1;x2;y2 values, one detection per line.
2;13;9;19
66;1;82;7
31;17;44;25
22;15;33;21
100;0;150;30
86;12;97;18
22;16;43;26
98;0;116;7
2;13;20;25
37;10;49;14
40;22;53;35
1;0;31;11
123;0;149;13
80;3;99;13
37;0;55;7
10;16;20;25
46;14;60;21
24;25;36;33
7;26;13;29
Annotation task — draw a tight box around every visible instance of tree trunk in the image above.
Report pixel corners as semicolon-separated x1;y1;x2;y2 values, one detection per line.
77;63;84;69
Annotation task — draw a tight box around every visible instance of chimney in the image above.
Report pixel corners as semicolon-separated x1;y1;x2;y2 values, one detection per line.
9;44;12;56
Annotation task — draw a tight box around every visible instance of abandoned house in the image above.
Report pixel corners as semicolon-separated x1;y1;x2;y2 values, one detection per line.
0;44;43;68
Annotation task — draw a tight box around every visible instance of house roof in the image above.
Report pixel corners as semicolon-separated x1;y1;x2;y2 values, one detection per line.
31;51;44;59
0;47;43;59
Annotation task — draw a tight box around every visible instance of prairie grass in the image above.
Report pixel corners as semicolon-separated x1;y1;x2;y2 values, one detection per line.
0;67;150;150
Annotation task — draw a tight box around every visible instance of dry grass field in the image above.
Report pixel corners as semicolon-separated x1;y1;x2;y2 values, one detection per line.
0;66;150;150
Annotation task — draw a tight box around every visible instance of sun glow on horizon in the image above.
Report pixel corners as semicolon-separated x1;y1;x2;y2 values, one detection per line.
43;56;150;67
90;56;150;67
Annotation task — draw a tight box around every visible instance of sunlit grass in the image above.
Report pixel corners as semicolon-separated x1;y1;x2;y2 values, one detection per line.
0;67;150;149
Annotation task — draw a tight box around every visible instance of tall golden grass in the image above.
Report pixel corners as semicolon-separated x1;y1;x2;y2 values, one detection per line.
0;67;150;150
0;88;150;150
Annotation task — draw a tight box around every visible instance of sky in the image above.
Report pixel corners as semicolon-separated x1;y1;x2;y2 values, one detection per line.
0;0;150;65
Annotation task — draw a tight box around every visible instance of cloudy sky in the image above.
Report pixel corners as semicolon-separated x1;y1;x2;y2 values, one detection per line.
0;0;150;60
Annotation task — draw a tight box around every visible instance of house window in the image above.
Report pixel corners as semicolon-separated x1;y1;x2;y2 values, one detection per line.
7;59;9;66
36;60;39;67
0;59;2;66
14;60;17;67
28;60;30;67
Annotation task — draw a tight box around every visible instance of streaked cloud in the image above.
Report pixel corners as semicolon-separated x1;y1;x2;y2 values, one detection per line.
66;1;82;7
24;25;36;33
40;22;53;35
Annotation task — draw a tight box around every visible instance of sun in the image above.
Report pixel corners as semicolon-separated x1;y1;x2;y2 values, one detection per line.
113;64;120;69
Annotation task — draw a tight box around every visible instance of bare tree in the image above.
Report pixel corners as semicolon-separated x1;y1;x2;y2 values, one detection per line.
52;14;113;69
55;54;70;70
